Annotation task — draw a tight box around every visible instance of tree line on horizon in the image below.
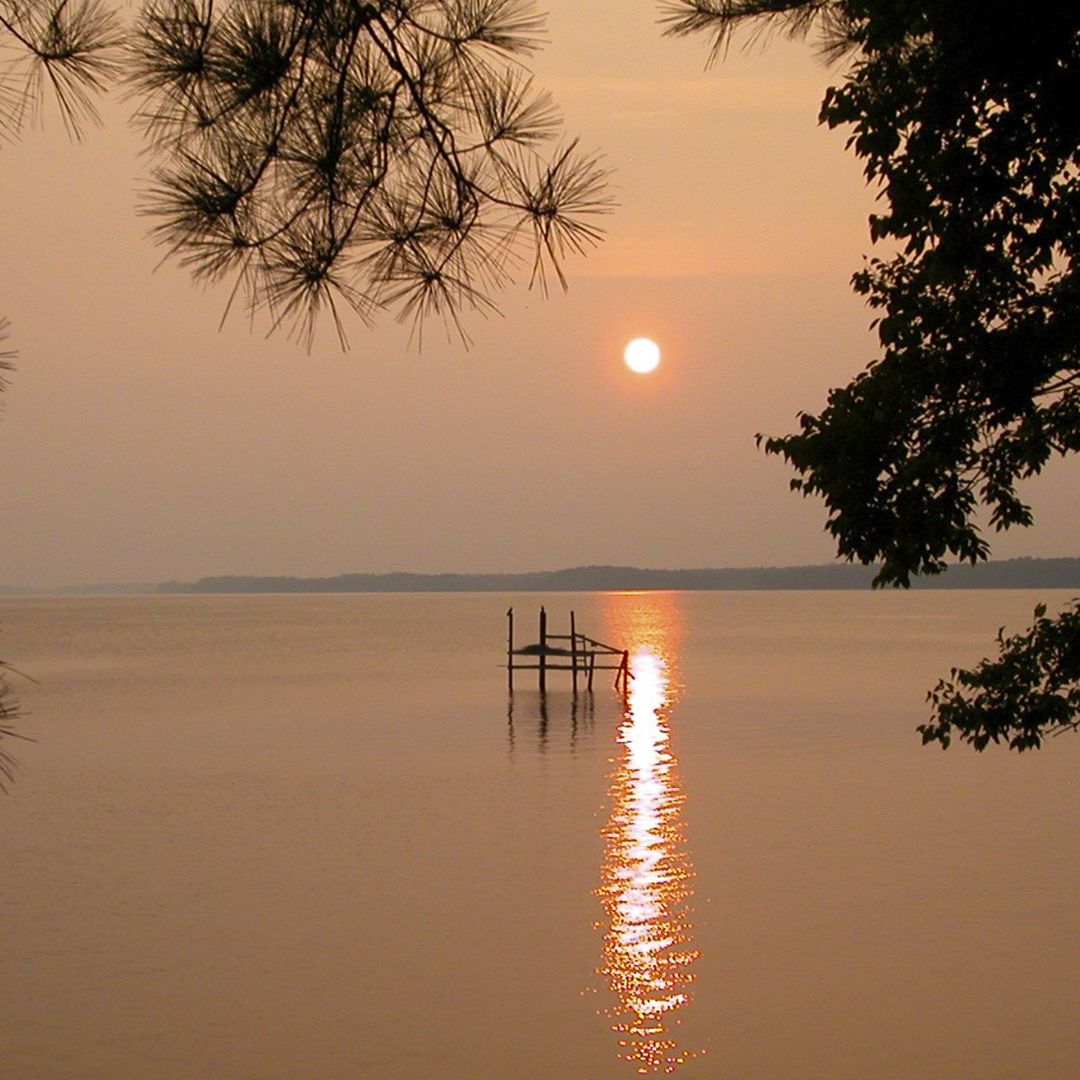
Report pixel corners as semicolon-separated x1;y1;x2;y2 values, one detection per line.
152;556;1080;594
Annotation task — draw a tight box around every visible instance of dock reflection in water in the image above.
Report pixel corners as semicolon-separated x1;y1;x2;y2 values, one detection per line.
598;598;702;1074
506;690;596;754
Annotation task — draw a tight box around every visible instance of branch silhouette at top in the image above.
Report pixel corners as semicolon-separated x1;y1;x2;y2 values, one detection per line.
127;0;611;347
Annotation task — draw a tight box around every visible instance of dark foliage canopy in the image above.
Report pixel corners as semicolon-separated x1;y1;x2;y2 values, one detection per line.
664;0;1080;749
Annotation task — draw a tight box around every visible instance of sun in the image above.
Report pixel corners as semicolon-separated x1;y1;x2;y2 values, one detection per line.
624;337;661;374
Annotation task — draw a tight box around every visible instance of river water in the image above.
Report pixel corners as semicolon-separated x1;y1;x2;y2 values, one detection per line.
2;590;1078;1079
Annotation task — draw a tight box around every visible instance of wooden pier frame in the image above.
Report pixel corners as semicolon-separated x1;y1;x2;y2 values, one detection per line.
507;606;630;693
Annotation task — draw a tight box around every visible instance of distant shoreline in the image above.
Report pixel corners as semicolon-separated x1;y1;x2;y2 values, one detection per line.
156;557;1080;593
5;557;1079;596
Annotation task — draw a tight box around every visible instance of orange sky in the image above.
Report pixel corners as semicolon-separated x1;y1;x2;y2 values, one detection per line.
1;1;1077;587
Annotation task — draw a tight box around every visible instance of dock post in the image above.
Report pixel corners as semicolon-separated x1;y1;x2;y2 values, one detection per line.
570;610;578;695
539;606;547;694
507;607;514;692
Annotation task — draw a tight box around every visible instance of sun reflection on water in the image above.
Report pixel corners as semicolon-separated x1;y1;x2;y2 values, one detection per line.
597;619;701;1073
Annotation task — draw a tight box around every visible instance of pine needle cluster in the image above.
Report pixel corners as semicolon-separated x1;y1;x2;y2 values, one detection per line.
128;0;611;346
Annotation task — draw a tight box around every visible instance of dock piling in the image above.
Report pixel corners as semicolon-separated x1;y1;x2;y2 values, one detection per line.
538;606;547;693
507;607;514;692
570;610;578;695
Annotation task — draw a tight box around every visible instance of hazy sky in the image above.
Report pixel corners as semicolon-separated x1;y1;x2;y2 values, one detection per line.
2;0;1077;587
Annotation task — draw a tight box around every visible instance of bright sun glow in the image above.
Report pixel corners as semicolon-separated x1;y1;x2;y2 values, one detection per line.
624;338;661;374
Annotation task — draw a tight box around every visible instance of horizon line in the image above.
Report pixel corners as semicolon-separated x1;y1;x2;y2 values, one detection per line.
4;554;1080;596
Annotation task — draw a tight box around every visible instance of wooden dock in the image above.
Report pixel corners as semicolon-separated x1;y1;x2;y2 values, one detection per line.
507;606;630;693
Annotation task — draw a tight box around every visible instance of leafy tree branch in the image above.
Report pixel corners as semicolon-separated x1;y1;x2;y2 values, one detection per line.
923;602;1080;751
665;0;1080;748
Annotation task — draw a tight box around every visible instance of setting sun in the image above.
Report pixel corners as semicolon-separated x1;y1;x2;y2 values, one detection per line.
624;337;661;374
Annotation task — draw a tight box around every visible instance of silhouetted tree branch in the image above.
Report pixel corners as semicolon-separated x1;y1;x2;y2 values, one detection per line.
128;0;611;346
0;661;32;792
0;320;28;788
660;0;854;65
666;0;1080;749
922;602;1080;751
0;0;122;138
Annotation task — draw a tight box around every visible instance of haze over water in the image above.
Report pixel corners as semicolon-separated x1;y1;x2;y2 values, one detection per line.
4;589;1080;1078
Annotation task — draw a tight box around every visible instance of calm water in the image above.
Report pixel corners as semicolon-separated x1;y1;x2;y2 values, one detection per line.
3;590;1079;1079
